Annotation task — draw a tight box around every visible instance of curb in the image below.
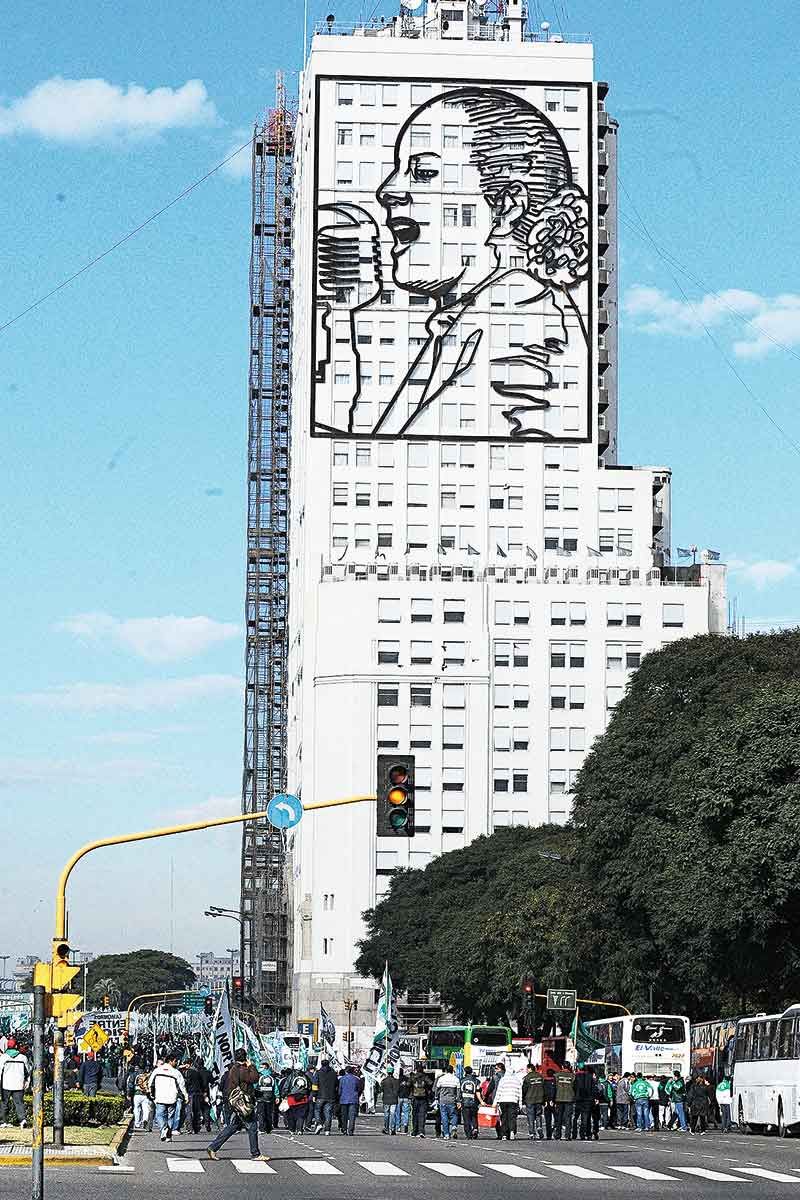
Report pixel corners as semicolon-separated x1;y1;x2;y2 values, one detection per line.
0;1118;132;1169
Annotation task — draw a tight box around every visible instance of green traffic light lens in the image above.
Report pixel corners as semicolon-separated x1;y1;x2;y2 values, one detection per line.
389;809;409;829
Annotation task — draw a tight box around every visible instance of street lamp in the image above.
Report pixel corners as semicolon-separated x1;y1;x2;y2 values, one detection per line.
204;907;245;1002
343;996;358;1062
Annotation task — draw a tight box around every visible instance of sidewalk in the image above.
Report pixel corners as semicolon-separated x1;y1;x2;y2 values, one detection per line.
0;1121;130;1167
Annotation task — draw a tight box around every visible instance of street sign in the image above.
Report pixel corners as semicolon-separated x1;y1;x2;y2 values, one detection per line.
261;960;278;973
80;1023;109;1052
267;793;303;830
183;993;205;1013
297;1018;318;1039
546;988;577;1011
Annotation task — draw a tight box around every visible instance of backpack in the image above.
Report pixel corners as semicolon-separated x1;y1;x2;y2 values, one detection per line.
135;1073;150;1095
229;1084;255;1119
461;1077;478;1102
289;1072;310;1098
258;1075;275;1101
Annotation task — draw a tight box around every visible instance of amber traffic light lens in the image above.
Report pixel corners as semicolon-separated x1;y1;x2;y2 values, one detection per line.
388;787;407;805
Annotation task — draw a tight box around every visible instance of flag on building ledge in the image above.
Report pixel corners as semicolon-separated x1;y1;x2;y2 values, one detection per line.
587;546;602;557
525;546;537;560
676;547;692;558
496;544;507;558
703;548;721;562
467;544;480;556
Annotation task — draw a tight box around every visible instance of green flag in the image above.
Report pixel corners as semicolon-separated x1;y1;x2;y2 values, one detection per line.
570;1011;604;1061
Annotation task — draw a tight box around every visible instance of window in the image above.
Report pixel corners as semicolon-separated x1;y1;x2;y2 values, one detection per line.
618;529;633;556
551;601;567;626
411;597;433;623
354;523;369;549
514;601;530;625
355;443;370;466
495;641;511;668
599;528;615;554
495;600;511;625
626;603;642;628
618;489;634;512
493;726;510;751
512;771;528;793
443;683;465;708
607;602;623;627
493;769;509;793
513;641;529;667
377;722;399;749
443;724;464;749
513;684;529;709
377;526;392;548
323;937;334;954
377;640;400;665
377;483;393;507
360;124;376;145
443;641;465;666
337;125;352;145
337;83;354;105
570;602;587;626
443;205;458;226
550;686;566;710
606;643;623;670
380;290;394;305
513;726;529;751
332;523;347;548
408;442;428;468
549;768;566;794
377;685;398;707
406;525;428;549
607;684;624;709
569;727;586;752
336;161;353;185
550;727;566;751
410;640;432;664
443;599;465;624
544;488;559;511
626;647;642;670
570;685;585;710
410;124;431;148
355;484;370;507
379;362;394;385
333;442;348;466
442;767;464;792
383;84;398;105
410;685;431;707
440;487;456;509
407;483;428;508
461;204;476;226
569;643;585;668
551;642;566;668
663;603;685;628
544;528;560;551
333;483;347;507
410;723;432;748
563;486;579;510
494;684;510;709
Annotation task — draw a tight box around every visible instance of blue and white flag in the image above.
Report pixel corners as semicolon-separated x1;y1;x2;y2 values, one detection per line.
320;1003;336;1047
703;548;721;562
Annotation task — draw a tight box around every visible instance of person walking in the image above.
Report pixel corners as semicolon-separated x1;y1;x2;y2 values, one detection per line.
459;1066;480;1140
255;1068;275;1134
574;1062;594;1141
495;1067;522;1141
338;1066;361;1136
313;1058;338;1135
0;1039;30;1128
378;1065;401;1134
522;1064;545;1139
543;1068;557;1139
647;1075;661;1131
397;1070;412;1134
553;1064;575;1141
285;1068;313;1134
630;1072;652;1132
206;1049;268;1161
185;1058;212;1134
133;1063;153;1132
79;1051;103;1097
434;1064;462;1139
665;1070;688;1130
716;1075;733;1132
410;1064;431;1138
686;1074;710;1135
149;1053;189;1144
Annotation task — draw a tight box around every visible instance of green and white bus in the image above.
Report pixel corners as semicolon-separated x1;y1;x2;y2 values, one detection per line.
426;1024;513;1072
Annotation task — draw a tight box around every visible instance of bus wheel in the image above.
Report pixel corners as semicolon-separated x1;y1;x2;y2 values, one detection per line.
777;1102;790;1138
739;1099;752;1134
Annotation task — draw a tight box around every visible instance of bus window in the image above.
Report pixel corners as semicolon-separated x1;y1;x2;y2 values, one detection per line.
777;1019;795;1060
631;1017;686;1045
471;1027;511;1047
427;1029;466;1048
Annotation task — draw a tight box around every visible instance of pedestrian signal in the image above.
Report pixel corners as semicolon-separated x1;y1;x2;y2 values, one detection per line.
377;754;415;837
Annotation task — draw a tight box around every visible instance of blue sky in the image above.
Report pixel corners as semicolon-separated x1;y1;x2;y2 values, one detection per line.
2;0;799;972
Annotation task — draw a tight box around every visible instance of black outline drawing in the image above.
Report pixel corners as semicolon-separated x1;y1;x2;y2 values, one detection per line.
311;78;593;443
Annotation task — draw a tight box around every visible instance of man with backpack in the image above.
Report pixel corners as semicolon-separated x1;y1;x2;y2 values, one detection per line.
410;1063;431;1137
132;1062;153;1131
460;1066;480;1140
207;1050;268;1161
285;1067;312;1134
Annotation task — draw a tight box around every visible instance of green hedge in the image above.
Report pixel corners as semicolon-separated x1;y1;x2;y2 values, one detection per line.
7;1091;126;1127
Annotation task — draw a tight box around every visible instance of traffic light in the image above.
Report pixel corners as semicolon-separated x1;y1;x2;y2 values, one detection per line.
521;975;536;1035
204;995;215;1017
376;754;415;837
50;943;83;1028
232;976;244;1005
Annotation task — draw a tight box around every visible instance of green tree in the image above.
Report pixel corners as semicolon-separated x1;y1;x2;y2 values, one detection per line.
91;977;121;1007
570;631;800;1018
356;825;581;1023
85;950;195;1008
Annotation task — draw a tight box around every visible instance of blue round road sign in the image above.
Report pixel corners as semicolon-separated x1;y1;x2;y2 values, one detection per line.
267;792;303;829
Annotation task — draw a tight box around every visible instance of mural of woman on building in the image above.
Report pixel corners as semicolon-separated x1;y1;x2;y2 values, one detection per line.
314;85;590;440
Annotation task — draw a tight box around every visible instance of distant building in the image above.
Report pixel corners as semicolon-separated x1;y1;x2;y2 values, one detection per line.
196;952;241;995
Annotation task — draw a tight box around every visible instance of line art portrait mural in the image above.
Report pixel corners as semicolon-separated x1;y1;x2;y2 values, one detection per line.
311;79;593;442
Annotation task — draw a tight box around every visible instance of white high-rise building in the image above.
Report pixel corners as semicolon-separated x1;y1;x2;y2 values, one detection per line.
286;0;726;1029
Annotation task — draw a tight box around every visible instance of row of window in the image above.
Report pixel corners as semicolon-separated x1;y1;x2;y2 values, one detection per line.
329;440;583;472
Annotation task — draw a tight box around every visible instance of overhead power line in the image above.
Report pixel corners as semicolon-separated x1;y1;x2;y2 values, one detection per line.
0;136;254;338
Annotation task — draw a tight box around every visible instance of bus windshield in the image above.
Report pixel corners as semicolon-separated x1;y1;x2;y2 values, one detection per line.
427;1028;466;1048
470;1027;511;1047
631;1017;686;1045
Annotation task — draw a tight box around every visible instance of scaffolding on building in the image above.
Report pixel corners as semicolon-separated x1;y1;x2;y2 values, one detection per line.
240;73;294;1026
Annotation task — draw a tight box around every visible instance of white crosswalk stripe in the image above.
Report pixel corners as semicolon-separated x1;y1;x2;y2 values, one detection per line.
166;1158;205;1173
675;1167;750;1182
546;1164;613;1179
231;1158;277;1173
609;1166;679;1181
294;1159;344;1175
737;1169;800;1183
484;1163;546;1178
422;1161;481;1177
358;1161;410;1176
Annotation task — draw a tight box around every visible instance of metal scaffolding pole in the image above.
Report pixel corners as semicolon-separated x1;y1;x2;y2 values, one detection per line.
240;72;294;1026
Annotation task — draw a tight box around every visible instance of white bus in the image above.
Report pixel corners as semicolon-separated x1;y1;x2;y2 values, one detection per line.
733;1005;800;1136
584;1014;690;1077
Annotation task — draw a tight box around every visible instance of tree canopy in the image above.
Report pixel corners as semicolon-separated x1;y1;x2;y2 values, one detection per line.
85;950;195;1007
357;632;800;1022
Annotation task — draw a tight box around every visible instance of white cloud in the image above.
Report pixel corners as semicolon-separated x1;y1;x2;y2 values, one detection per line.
19;674;241;711
623;285;800;359
220;129;253;180
0;755;167;788
0;76;218;143
57;612;240;662
161;795;241;825
728;559;797;590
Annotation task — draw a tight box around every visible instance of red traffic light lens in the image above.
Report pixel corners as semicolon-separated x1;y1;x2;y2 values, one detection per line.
389;763;409;785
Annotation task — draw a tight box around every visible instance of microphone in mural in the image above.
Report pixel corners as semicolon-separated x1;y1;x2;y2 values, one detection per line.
312;84;591;441
314;203;383;434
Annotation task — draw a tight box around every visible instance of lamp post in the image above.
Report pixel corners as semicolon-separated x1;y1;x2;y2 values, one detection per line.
343;996;358;1062
205;907;245;1005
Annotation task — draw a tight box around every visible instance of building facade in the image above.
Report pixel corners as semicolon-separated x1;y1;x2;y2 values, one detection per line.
286;0;726;1028
196;952;241;996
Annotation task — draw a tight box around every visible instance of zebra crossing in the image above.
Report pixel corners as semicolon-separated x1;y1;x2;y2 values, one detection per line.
101;1155;800;1184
